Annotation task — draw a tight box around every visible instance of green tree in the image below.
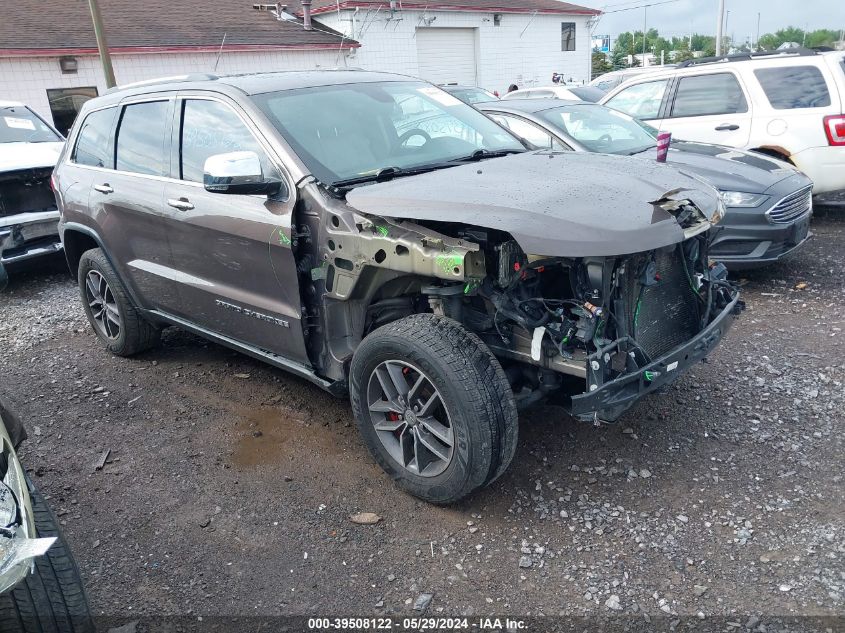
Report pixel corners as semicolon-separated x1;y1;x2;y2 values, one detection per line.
757;26;806;50
592;49;612;77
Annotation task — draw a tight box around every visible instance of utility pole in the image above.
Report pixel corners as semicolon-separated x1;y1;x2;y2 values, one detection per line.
715;0;725;56
755;12;761;50
88;0;116;88
642;6;647;64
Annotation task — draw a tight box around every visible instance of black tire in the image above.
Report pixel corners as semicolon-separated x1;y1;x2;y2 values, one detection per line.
78;247;159;356
350;314;518;504
0;478;95;633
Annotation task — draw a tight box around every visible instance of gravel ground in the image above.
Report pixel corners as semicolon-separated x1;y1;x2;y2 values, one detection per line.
0;211;843;629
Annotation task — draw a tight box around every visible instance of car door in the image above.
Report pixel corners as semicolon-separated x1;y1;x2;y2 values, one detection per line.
93;95;182;312
162;94;309;365
657;71;753;147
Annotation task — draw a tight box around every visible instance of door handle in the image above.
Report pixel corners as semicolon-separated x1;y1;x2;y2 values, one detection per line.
167;198;194;211
715;124;740;131
93;183;113;194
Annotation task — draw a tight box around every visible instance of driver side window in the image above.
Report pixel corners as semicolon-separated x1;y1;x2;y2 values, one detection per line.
180;99;273;182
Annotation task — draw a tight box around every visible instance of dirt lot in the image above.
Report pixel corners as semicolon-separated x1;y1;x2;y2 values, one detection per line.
0;211;843;628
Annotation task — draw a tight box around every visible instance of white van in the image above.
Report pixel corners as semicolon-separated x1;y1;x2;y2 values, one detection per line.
599;49;845;199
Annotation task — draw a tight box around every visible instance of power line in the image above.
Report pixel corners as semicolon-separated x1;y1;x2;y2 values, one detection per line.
600;0;683;15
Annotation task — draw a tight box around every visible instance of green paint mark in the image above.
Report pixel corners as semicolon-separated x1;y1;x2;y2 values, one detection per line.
634;299;641;328
435;251;464;276
275;227;292;246
644;370;655;382
375;225;389;237
463;279;480;294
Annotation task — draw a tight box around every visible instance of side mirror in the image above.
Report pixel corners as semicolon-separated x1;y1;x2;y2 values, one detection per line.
203;151;283;196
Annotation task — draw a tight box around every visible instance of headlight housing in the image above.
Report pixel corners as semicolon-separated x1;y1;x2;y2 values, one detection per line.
720;191;769;208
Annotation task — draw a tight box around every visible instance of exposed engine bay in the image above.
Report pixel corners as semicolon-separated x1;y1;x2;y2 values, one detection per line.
431;227;739;420
294;179;742;422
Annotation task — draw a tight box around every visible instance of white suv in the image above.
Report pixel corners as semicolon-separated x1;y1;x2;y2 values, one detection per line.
599;49;845;200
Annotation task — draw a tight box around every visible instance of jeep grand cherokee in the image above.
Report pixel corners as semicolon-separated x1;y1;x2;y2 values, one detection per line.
53;71;741;503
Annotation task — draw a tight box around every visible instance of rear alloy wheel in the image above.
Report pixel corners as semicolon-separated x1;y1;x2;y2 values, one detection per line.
84;269;122;340
350;314;518;504
77;248;160;356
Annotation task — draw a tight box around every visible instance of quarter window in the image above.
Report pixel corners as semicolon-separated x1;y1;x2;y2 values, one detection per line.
180;99;270;183
604;79;669;120
561;23;576;51
72;107;115;168
670;73;748;117
754;66;831;109
115;101;170;176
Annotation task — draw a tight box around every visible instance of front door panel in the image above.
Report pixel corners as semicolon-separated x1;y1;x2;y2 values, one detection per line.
164;182;308;364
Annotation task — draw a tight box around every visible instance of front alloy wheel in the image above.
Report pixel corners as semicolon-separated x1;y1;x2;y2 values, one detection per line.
350;314;519;504
367;360;454;477
84;269;122;340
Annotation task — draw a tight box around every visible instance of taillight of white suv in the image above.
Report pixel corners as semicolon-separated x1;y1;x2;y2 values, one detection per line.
823;115;845;146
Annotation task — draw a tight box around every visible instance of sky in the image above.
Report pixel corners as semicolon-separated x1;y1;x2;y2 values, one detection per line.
577;0;844;45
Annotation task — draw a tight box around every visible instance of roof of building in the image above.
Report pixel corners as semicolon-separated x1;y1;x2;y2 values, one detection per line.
286;0;601;16
0;0;357;57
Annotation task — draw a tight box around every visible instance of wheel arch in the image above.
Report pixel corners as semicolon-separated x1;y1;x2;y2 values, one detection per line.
749;145;794;164
61;222;147;312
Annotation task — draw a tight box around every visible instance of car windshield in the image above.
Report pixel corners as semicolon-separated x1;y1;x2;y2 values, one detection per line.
537;103;656;155
0;106;62;144
445;87;497;104
253;81;523;186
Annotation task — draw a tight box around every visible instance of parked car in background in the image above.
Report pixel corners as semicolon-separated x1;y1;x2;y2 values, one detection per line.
503;85;605;102
54;71;740;503
599;49;845;201
479;99;813;269
0;102;64;290
0;398;94;632
589;65;676;92
439;84;497;104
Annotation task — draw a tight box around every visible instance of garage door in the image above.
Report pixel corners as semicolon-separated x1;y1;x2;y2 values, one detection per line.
415;27;478;86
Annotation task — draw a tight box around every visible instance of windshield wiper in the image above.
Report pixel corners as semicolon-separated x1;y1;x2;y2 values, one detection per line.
329;163;457;190
451;148;525;162
628;145;656;156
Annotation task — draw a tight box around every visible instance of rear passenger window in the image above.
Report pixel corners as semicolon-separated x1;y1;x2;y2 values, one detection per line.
670;73;747;117
72;108;115;168
754;66;831;109
115;101;170;176
180;99;269;183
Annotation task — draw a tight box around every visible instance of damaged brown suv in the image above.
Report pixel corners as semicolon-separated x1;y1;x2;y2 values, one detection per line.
53;71;741;503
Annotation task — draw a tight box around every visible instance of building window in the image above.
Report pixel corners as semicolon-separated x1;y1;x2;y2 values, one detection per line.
561;22;576;51
46;87;99;136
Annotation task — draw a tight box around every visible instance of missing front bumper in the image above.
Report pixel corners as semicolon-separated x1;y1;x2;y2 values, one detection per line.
0;210;62;288
569;293;741;422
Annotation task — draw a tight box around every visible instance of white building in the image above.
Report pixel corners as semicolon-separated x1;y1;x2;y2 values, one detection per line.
292;0;599;91
1;0;598;134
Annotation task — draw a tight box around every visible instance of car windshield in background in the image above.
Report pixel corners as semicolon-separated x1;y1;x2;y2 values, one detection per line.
567;86;606;103
538;104;656;155
444;87;497;104
0;106;62;143
253;81;523;186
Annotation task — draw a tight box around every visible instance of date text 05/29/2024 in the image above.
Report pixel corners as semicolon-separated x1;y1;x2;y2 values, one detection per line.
307;617;528;631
